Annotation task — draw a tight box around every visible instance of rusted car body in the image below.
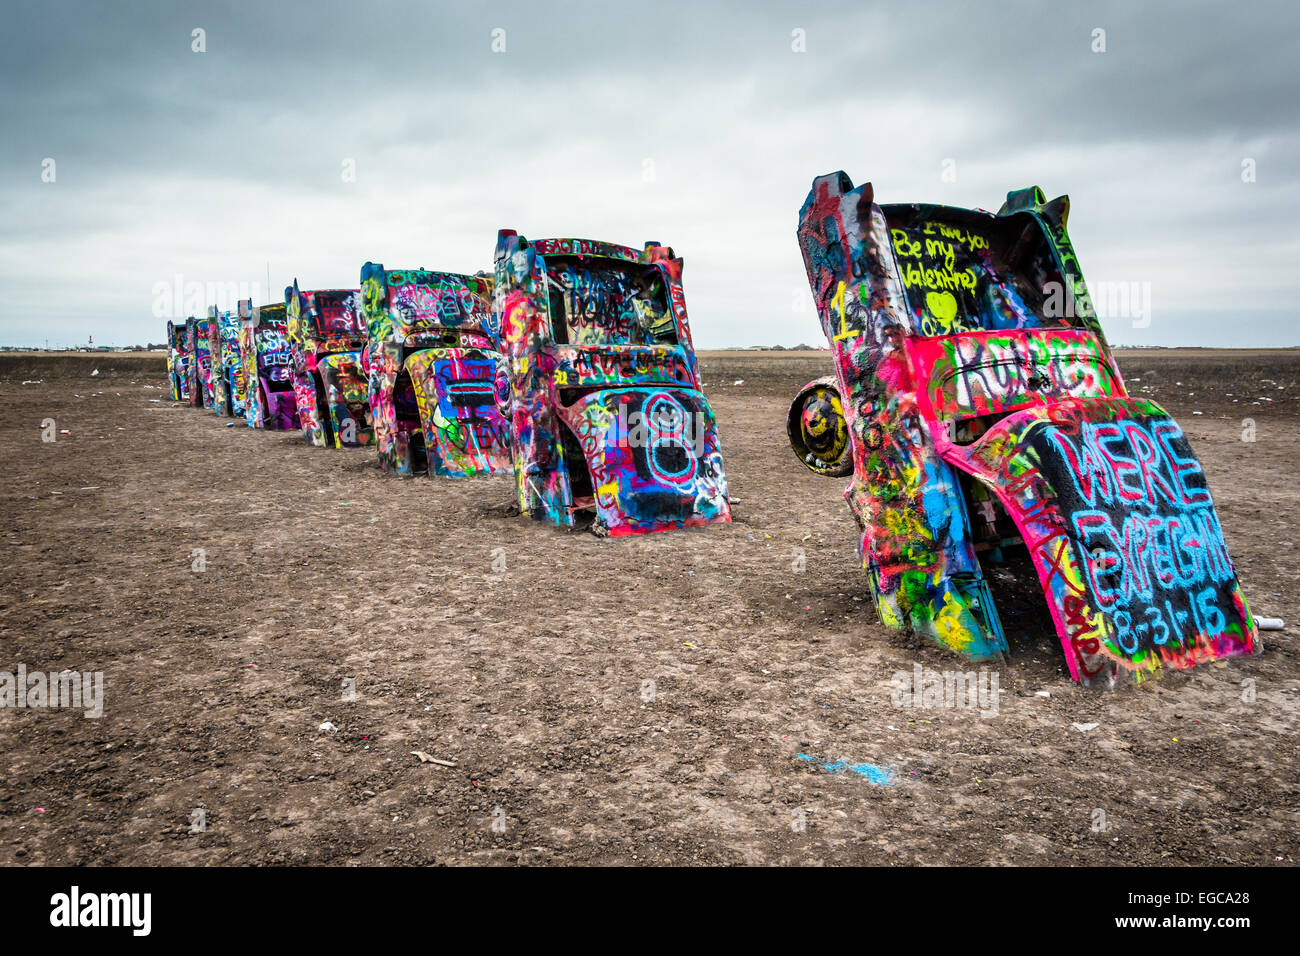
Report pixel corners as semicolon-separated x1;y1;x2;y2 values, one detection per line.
493;232;730;536
360;263;511;477
237;300;298;430
285;281;370;448
794;172;1258;684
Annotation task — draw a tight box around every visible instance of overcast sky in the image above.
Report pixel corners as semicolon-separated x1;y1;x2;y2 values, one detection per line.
2;0;1297;348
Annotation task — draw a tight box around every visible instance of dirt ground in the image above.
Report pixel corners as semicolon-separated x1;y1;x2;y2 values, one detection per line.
0;348;1296;866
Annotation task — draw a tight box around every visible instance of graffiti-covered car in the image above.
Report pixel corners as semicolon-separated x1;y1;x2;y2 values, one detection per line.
166;319;192;402
196;313;217;409
360;263;511;477
286;281;370;448
186;315;215;409
208;306;247;418
237;299;298;430
793;172;1258;684
205;307;223;413
493;232;730;536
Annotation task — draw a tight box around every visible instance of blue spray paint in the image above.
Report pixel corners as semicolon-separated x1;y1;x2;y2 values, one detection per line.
796;753;894;786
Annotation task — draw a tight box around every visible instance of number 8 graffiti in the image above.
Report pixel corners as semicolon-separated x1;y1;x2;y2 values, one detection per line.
643;393;697;486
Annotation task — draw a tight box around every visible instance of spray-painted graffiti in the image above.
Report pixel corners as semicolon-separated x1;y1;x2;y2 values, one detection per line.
959;400;1256;679
166;320;191;402
318;350;370;448
908;329;1120;422
285;281;370;448
219;310;247;418
206;307;223;414
360;263;511;478
239;301;299;430
193;316;215;409
787;375;852;476
403;350;512;477
206;307;247;418
545;261;675;345
183;318;203;407
793;172;1258;683
494;230;730;536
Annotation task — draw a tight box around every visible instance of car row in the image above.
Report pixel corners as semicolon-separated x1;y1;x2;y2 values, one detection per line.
165;187;1261;685
167;231;733;538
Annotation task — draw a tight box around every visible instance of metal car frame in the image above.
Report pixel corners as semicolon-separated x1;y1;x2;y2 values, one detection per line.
187;315;215;409
360;263;512;478
285;281;371;448
166;319;192;403
794;172;1258;684
493;231;730;536
237;299;298;430
206;306;247;418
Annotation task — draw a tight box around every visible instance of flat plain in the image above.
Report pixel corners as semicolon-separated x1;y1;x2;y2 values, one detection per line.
0;348;1295;865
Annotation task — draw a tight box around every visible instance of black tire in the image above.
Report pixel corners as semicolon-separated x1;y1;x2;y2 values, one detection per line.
786;376;852;477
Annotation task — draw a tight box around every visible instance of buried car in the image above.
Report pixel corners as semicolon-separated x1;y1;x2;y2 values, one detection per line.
360;263;511;477
237;299;299;430
793;172;1258;684
286;281;371;448
166;320;192;402
187;315;215;409
207;306;248;418
493;231;730;536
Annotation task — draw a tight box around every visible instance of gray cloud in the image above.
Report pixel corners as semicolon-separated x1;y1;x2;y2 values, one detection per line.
2;0;1297;347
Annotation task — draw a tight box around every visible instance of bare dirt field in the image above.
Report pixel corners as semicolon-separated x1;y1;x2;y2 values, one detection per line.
1;348;1296;865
